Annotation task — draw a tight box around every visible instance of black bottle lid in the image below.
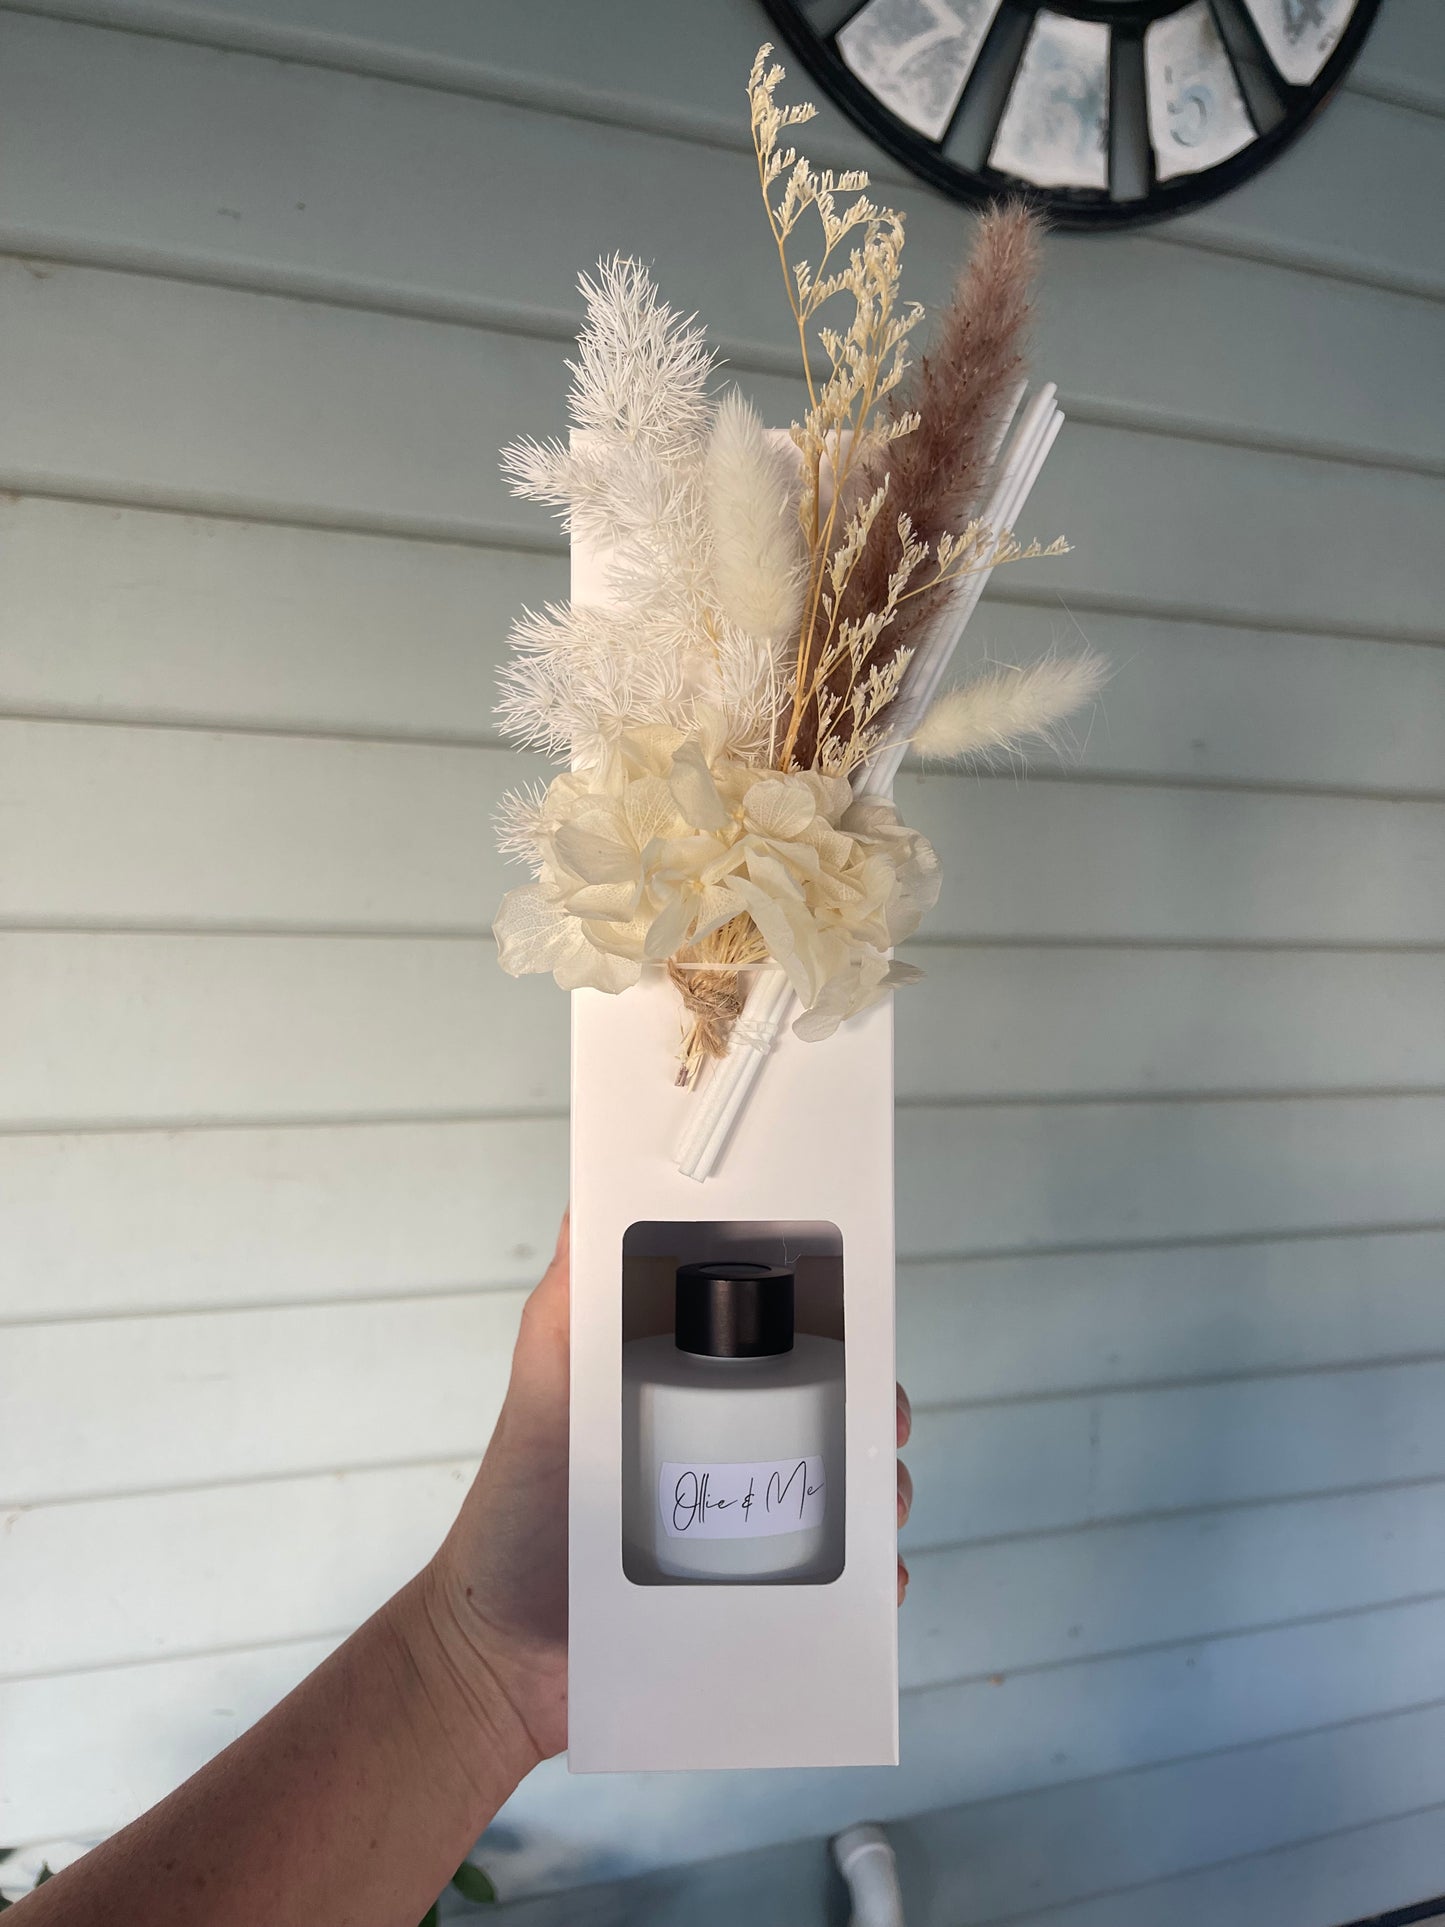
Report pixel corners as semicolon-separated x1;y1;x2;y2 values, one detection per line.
675;1260;795;1358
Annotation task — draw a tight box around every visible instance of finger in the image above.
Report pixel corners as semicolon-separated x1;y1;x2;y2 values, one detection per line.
896;1458;913;1527
896;1384;912;1448
516;1209;571;1365
547;1208;571;1278
529;1210;570;1306
897;1557;909;1605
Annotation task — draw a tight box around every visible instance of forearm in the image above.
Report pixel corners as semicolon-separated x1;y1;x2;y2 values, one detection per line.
15;1567;540;1927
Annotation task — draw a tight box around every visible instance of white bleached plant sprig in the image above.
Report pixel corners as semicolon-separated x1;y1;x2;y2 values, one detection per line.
496;257;800;768
703;391;808;653
910;650;1110;766
492;46;1104;1088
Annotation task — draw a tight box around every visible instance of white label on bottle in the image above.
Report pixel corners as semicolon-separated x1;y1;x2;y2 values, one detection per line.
659;1457;826;1539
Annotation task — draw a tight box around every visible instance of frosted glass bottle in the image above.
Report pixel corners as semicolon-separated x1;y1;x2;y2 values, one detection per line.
622;1260;846;1584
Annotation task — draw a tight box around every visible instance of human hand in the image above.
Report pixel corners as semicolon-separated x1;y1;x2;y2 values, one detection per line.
898;1382;914;1602
418;1214;571;1767
409;1214;915;1766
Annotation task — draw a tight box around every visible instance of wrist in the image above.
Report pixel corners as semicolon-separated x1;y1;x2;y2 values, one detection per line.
385;1564;547;1801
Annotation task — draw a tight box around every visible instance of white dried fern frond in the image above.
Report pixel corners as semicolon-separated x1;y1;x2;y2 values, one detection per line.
495;602;691;761
494;255;731;765
495;254;810;772
494;781;550;872
568;255;714;458
703;391;806;645
502;434;683;547
912;651;1108;764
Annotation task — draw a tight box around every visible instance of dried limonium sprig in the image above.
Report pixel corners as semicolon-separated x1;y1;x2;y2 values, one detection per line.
744;50;1077;782
491;46;1103;1085
748;46;924;773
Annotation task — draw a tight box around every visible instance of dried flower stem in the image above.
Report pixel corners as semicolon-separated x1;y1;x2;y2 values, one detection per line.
748;47;926;772
670;914;771;1085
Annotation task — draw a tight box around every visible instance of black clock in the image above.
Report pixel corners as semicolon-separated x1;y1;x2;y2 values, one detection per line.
757;0;1383;228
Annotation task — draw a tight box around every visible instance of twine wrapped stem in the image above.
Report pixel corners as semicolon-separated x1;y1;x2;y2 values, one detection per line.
667;914;769;1086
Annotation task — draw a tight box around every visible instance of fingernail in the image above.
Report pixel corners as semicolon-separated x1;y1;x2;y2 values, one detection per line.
896;1387;912;1447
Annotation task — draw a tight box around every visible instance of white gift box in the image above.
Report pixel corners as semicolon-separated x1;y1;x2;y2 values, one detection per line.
566;503;900;1773
554;368;1066;1766
569;974;900;1772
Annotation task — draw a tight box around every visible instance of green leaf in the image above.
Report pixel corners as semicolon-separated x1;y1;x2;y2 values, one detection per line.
0;1864;54;1913
451;1862;498;1905
417;1905;439;1927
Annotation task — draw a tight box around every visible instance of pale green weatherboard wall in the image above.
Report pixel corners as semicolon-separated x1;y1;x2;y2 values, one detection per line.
1;2;1443;1921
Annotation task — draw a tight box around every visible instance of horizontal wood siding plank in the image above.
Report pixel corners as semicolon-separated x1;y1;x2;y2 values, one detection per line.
0;724;536;931
994;1804;1445;1927
572;1708;1445;1927
9;1596;1445;1884
904;1356;1445;1547
7;1304;1445;1523
897;1094;1445;1260
894;1703;1445;1927
3;724;1442;940
1169;88;1445;296
7;2;1438;291
4;936;1444;1129
903;1479;1445;1689
4;1097;1442;1320
0;1118;568;1318
1012;604;1445;796
897;1230;1445;1406
898;946;1445;1100
8;497;1445;797
10;1455;1445;1687
0;496;551;738
0;936;568;1125
0;0;877;152
2;1462;478;1677
2;262;1441;636
0;256;590;538
2;16;1439;466
1;1294;523;1503
1008;421;1443;637
1353;0;1445;110
907;778;1445;945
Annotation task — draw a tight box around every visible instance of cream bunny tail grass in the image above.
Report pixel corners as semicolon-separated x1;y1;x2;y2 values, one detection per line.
911;650;1108;763
703;391;807;646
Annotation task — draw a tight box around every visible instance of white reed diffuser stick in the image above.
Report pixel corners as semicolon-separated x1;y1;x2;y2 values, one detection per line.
860;384;1062;800
675;383;1065;1182
673;964;796;1180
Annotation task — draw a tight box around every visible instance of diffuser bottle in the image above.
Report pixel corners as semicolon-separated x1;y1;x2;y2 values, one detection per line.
622;1260;845;1584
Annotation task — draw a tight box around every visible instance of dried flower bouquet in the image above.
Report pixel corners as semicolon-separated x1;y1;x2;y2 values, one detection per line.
493;46;1103;1088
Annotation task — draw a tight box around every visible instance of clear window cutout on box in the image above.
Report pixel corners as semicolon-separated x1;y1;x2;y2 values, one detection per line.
620;1220;846;1586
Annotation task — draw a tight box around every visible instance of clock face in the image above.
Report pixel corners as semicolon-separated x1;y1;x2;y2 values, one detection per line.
757;0;1383;228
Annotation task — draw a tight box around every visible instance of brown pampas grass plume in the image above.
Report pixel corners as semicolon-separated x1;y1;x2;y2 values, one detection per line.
912;650;1108;764
841;202;1041;652
781;201;1043;768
